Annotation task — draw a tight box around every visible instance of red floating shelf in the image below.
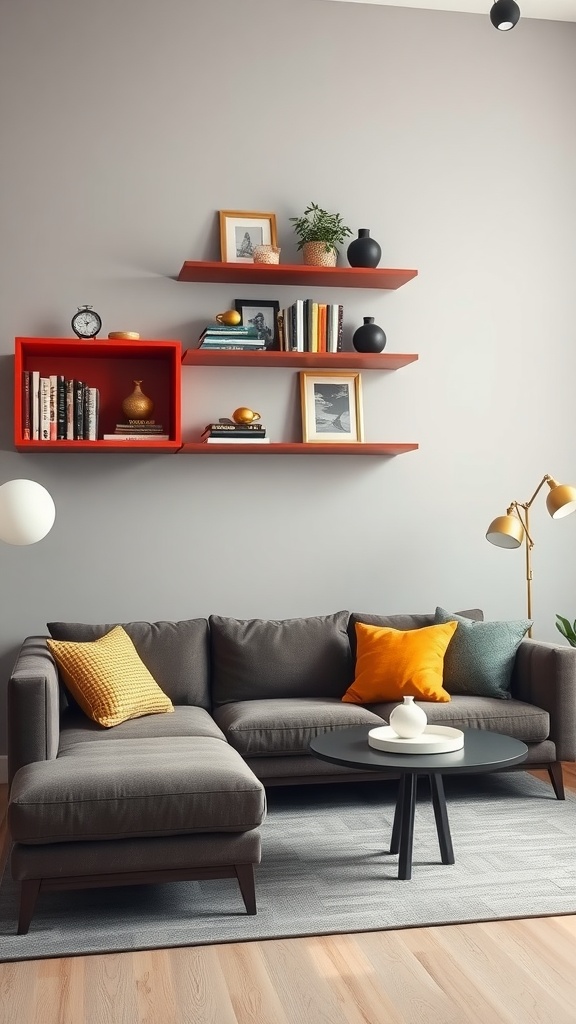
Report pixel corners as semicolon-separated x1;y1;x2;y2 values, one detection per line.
177;261;418;290
179;442;419;456
182;349;418;370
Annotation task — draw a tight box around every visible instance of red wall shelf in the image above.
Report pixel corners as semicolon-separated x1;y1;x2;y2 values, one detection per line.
177;261;418;290
179;443;418;456
182;349;418;370
15;337;182;452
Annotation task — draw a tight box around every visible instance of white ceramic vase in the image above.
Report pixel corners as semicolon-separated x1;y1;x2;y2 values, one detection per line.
389;696;427;738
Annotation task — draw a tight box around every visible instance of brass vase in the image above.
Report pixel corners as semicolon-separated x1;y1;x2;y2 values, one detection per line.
122;380;154;420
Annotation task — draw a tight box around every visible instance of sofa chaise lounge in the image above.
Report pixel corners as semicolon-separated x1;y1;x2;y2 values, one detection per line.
7;607;576;933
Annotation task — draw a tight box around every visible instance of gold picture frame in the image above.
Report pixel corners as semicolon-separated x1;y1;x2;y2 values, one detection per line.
219;210;278;263
299;371;364;443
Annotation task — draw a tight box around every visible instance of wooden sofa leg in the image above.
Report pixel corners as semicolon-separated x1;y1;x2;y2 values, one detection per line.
235;864;256;915
547;762;565;800
17;879;41;935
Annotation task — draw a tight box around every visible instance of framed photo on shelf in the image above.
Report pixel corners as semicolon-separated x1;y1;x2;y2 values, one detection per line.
234;298;280;350
299;371;364;443
219;210;278;263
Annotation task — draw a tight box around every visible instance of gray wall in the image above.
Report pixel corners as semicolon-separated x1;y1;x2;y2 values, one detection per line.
1;0;576;756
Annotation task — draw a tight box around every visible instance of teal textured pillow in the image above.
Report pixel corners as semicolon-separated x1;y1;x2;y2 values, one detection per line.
434;606;531;699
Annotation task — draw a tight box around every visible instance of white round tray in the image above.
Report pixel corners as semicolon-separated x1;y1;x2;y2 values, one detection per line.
368;725;464;755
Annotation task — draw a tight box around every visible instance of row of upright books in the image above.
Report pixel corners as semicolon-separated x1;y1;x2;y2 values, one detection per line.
278;301;343;353
22;370;99;441
201;422;270;444
197;324;266;351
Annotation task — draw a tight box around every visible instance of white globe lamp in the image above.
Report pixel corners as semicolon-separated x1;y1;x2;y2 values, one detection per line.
0;479;56;546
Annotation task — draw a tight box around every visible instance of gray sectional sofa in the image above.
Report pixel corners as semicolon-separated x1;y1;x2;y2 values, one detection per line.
7;607;576;934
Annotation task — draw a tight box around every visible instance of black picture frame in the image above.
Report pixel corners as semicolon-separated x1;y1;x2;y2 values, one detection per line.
234;298;280;351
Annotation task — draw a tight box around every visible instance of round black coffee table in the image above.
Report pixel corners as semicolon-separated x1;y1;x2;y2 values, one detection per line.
309;726;528;880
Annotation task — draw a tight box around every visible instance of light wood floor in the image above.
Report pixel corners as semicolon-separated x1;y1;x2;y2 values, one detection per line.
1;767;576;1024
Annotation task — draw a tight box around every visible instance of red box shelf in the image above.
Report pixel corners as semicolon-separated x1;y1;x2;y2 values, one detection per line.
14;338;182;452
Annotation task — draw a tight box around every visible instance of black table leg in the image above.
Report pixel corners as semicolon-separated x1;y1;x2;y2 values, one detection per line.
398;773;417;880
390;773;405;855
430;773;455;865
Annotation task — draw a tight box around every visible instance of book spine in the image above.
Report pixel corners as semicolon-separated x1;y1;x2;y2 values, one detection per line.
22;371;31;440
303;299;311;353
204;437;270;444
84;386;99;440
337;304;344;352
205;423;265;432
73;380;85;440
277;310;285;350
65;379;74;439
39;377;51;441
200;325;259;335
311;303;319;353
102;434;169;440
203;430;266;439
49;375;58;440
318;304;327;353
199;343;266;351
31;370;40;440
56;375;66;439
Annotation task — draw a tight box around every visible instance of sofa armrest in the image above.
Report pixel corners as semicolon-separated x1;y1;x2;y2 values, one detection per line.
8;636;61;788
512;638;576;761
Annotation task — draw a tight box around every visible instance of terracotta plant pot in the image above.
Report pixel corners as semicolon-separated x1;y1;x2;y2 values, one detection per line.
302;241;337;267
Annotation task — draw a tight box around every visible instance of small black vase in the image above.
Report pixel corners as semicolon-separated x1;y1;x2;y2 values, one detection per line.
347;229;382;269
353;317;387;353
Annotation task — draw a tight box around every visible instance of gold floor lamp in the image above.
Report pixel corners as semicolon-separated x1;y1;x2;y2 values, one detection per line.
486;474;576;638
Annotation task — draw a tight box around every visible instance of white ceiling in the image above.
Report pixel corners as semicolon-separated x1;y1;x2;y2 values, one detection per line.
325;0;576;21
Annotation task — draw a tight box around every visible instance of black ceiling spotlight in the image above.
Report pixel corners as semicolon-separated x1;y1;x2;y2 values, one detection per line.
490;0;521;30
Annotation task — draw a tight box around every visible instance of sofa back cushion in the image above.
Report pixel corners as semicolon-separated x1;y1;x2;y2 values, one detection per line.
209;611;353;705
348;609;484;658
47;619;210;708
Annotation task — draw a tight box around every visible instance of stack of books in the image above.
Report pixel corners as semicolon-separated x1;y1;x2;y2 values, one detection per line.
103;420;169;441
277;300;343;353
201;422;270;444
197;324;266;351
23;371;100;441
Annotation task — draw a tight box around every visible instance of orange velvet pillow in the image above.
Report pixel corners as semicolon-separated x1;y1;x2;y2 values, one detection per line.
342;620;458;704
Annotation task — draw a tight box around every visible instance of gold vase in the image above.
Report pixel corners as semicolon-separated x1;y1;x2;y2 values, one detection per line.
302;241;337;267
122;380;154;420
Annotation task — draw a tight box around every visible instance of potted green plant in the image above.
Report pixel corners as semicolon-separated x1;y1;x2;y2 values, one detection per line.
289;202;352;267
555;614;576;647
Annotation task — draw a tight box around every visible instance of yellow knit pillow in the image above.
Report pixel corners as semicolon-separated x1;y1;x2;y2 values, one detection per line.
342;620;458;704
47;625;174;727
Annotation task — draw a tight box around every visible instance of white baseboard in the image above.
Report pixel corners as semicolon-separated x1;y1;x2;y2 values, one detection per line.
0;756;7;784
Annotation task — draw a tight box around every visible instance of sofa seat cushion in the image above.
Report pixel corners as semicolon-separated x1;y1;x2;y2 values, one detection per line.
9;737;266;845
211;698;385;757
367;695;549;744
58;705;226;755
209;611;353;705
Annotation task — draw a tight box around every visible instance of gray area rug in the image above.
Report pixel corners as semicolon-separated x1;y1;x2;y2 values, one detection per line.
1;771;575;962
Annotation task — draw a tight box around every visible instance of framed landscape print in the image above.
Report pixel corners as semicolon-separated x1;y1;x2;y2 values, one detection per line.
299;371;364;443
234;298;280;350
219;210;278;263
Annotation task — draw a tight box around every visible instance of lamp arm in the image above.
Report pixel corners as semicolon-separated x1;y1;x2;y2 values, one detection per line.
510;501;534;548
524;474;553;509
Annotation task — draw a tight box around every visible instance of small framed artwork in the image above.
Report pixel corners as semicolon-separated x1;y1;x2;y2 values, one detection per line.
219;210;278;263
234;298;280;350
299;371;364;443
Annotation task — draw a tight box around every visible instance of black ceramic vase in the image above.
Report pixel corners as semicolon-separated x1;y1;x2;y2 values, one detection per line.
347;229;382;268
353;317;387;353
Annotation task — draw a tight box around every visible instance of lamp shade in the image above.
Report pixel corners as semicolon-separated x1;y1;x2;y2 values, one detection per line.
490;0;521;30
486;511;524;548
0;479;56;545
546;479;576;520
